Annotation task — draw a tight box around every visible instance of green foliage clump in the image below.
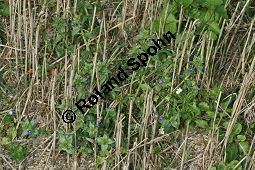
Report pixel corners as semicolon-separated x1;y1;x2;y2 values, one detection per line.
152;0;228;39
0;1;9;16
1;111;47;163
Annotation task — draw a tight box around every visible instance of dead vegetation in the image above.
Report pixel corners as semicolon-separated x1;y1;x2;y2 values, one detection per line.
0;0;254;169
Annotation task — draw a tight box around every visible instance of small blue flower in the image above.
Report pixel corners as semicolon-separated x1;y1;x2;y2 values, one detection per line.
76;140;81;147
27;130;32;135
188;66;194;73
83;75;90;86
109;143;114;148
159;115;164;121
7;110;13;116
158;79;163;84
96;122;99;129
69;22;75;26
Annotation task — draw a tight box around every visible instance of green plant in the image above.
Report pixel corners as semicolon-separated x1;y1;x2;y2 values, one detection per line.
57;131;76;154
97;134;114;156
213;160;243;170
1;111;46;163
0;1;9;16
6;144;27;163
152;0;228;39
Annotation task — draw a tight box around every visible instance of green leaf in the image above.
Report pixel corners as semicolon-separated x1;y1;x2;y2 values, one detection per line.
55;33;63;44
169;112;180;129
75;112;84;130
239;141;249;153
203;9;215;23
166;13;178;23
7;144;27;163
153;146;161;153
164;14;178;34
101;144;108;152
72;26;80;36
164;21;177;34
232;123;242;135
206;111;215;119
96;156;105;165
195;119;208;129
80;146;93;155
57;132;75;154
7;127;17;140
208;22;221;35
210;86;221;100
162;0;168;7
66;147;76;154
226;144;238;162
140;83;149;91
154;95;160;102
198;102;210;111
205;0;223;7
0;2;10;16
162;119;175;133
55;45;64;57
181;0;193;7
227;160;240;169
190;8;202;19
169;1;178;14
215;5;228;19
97;134;109;146
236;135;246;142
1;137;10;145
100;148;110;156
3;114;14;123
86;122;97;137
217;162;226;170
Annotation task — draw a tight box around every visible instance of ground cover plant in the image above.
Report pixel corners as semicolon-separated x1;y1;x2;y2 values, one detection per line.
73;30;176;115
0;0;255;169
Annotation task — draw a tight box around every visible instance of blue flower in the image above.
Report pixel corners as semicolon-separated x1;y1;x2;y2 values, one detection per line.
76;140;81;147
96;122;99;129
69;22;75;26
109;143;114;148
159;115;164;121
27;130;32;135
158;79;163;84
83;75;90;86
188;66;194;73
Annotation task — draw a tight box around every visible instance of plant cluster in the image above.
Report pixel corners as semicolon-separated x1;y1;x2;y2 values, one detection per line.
0;0;254;169
0;111;47;163
153;0;228;39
